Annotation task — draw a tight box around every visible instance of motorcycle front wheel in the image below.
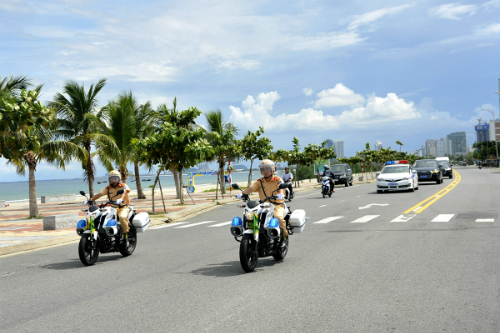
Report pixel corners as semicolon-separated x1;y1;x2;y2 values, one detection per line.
78;236;99;266
239;234;258;272
119;229;137;256
273;237;288;261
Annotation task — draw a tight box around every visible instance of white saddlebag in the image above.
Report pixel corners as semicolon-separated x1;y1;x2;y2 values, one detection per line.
289;209;306;233
132;212;150;233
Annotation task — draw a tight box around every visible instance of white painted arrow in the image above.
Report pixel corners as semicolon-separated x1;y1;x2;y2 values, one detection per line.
359;203;389;210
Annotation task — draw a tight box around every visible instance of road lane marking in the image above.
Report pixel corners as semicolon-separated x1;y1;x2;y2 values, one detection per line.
351;215;379;223
208;221;232;227
476;219;495;222
359;203;389;210
319;205;327;208
391;214;415;222
295;193;317;198
431;214;455;222
314;216;344;224
403;169;461;215
175;221;215;228
152;222;188;229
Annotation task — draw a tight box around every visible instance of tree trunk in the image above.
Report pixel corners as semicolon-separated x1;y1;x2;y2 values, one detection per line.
134;161;146;199
247;159;253;187
119;165;127;183
173;169;180;199
295;164;300;188
28;158;39;218
151;168;162;214
158;174;166;212
220;161;226;196
215;171;219;200
86;146;95;198
179;170;184;204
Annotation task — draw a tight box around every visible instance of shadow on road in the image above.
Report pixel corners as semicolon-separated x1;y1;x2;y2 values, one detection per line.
189;257;285;277
41;255;124;270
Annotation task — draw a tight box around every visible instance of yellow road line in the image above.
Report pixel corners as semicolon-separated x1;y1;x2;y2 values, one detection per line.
403;169;461;214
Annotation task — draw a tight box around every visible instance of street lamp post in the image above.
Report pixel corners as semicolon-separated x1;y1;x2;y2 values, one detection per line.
482;108;499;167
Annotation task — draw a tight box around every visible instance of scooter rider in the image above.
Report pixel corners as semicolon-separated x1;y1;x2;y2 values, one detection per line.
89;170;131;247
322;165;335;194
237;159;289;239
281;167;294;198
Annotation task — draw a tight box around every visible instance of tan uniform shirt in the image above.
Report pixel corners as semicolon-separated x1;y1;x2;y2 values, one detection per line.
249;176;284;204
98;183;131;205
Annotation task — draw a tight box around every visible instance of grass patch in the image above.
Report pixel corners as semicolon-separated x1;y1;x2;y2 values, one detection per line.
24;215;44;220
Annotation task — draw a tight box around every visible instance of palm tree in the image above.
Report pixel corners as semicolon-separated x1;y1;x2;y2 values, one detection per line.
7;104;86;217
97;91;156;198
205;109;238;196
0;75;32;96
48;79;110;197
396;140;404;152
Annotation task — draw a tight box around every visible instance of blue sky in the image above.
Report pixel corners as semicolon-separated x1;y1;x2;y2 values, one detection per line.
1;0;500;181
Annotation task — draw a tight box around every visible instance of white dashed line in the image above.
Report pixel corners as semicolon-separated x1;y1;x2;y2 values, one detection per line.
431;214;454;222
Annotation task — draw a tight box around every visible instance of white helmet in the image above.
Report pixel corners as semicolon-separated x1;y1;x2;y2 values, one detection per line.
259;159;275;175
108;170;121;184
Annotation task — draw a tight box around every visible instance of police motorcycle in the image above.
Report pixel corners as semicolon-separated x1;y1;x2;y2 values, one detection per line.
76;190;150;266
230;183;306;273
321;176;332;198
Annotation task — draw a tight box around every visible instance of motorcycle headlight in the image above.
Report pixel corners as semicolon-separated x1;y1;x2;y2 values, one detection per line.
244;211;254;221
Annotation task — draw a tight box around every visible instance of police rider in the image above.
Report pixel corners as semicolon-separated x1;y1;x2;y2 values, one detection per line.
322;165;335;194
89;170;132;247
237;160;289;239
281;167;294;198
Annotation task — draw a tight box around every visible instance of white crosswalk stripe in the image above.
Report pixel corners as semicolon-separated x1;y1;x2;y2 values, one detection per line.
208;221;232;227
175;221;215;228
351;215;379;223
431;214;455;222
391;214;415;223
313;216;344;224
475;219;495;222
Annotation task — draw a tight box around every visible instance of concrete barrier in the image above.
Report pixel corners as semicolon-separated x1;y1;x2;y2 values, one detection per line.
43;213;79;230
0;200;5;208
41;194;75;203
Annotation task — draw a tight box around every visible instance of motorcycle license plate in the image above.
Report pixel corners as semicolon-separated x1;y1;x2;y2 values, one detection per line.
388;182;398;186
420;175;428;178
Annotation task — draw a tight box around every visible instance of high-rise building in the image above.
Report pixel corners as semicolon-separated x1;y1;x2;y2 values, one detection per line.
447;131;467;156
425;139;437;157
334;140;344;159
374;140;382;151
325;139;334;149
475;123;490;143
436;138;446;157
489;119;500;141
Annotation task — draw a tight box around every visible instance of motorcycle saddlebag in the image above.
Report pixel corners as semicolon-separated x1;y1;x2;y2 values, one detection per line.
132;212;150;233
289;209;306;233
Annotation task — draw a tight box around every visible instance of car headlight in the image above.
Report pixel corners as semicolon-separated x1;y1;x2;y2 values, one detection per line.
431;169;439;173
340;174;346;178
402;177;409;180
244;211;254;221
377;178;384;182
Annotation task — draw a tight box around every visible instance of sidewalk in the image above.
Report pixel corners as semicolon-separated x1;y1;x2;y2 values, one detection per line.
0;176;374;257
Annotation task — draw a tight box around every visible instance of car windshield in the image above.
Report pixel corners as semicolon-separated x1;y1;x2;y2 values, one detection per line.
331;165;345;173
438;162;450;168
414;160;438;168
381;166;409;174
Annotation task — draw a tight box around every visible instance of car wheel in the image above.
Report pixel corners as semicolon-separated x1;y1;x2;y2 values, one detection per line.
449;174;452;179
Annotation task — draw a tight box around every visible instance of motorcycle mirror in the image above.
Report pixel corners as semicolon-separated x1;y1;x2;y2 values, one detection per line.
79;191;86;196
232;184;240;189
116;189;124;195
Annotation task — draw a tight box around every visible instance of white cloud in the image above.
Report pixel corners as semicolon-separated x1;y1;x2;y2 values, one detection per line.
229;87;421;132
288;31;364;51
315;84;365;108
475;22;500;35
303;88;313;96
347;4;414;31
482;0;500;11
429;3;477;20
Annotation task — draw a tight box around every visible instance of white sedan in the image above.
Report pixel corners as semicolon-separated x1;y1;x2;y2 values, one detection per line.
376;163;418;193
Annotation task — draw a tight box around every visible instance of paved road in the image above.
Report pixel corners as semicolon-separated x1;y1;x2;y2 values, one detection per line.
1;167;499;332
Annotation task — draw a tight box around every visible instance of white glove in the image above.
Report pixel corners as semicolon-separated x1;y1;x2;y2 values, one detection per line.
277;193;285;200
236;193;243;199
83;200;88;205
116;199;123;205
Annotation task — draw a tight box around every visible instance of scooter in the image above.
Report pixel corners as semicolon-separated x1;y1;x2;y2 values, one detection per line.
321;176;333;198
284;180;294;201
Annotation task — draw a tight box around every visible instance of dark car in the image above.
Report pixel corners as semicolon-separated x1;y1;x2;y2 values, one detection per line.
331;164;353;187
437;161;453;179
414;159;443;184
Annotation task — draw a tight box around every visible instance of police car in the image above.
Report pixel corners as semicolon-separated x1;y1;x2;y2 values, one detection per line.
376;160;418;193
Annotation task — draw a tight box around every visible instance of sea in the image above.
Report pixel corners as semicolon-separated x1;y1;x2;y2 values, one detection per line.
0;171;257;203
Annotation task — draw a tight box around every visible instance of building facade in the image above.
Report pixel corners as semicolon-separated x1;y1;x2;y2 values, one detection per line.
374;140;382;151
334;140;344;159
447;131;467;156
